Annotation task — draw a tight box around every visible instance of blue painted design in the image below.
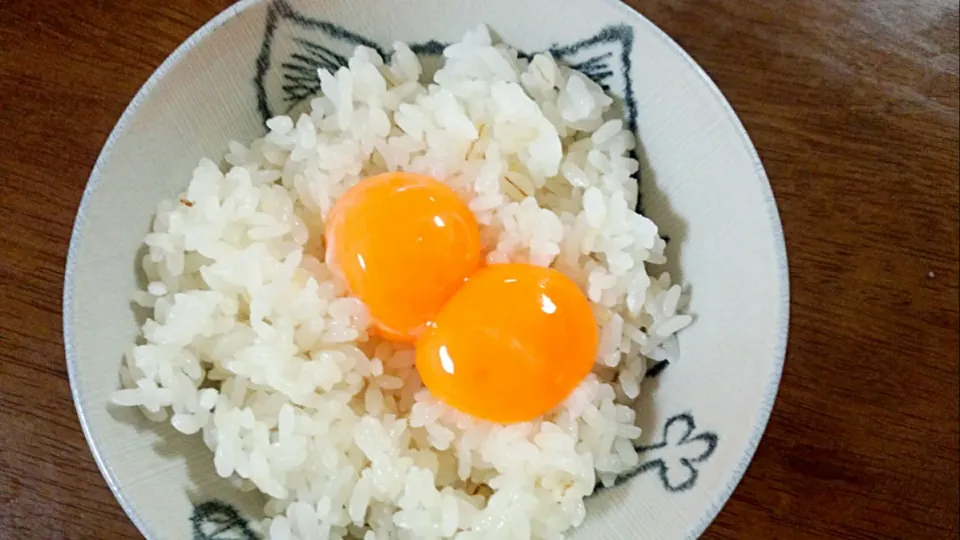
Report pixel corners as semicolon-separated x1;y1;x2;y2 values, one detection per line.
596;412;718;494
255;0;384;123
253;0;639;163
644;359;670;378
191;501;259;540
546;24;637;137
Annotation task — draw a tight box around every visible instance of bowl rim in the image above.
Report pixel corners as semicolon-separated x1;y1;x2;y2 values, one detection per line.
63;1;789;538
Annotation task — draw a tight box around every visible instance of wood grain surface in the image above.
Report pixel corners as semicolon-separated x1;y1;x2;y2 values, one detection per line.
1;0;957;538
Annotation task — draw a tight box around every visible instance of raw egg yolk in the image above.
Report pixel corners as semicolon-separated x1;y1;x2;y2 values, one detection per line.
415;264;599;423
325;172;481;342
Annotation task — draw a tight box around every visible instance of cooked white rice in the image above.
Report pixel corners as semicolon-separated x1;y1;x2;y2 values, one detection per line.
113;25;691;540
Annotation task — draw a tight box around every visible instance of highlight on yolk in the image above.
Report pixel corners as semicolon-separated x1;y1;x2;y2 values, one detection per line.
415;264;599;423
324;172;481;342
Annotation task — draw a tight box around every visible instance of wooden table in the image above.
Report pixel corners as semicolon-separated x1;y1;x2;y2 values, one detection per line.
1;0;957;538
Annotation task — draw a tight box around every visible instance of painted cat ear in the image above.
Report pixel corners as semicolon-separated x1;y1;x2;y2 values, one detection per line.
255;0;385;121
546;25;642;213
549;25;638;135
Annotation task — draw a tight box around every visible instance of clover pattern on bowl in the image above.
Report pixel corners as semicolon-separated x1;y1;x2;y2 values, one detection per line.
598;412;719;494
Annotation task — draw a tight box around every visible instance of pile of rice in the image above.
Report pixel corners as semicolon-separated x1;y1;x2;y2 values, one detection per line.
113;25;690;540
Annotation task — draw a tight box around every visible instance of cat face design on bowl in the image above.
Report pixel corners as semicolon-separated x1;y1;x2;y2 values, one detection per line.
255;0;639;136
178;1;721;536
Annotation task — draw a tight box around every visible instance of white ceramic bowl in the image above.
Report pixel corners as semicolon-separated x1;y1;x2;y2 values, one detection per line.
64;0;789;538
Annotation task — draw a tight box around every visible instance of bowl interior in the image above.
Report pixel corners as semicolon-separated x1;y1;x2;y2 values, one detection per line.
65;0;788;538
